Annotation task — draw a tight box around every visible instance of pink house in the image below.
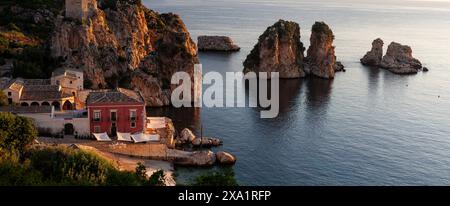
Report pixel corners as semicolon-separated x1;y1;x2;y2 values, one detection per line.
86;88;146;136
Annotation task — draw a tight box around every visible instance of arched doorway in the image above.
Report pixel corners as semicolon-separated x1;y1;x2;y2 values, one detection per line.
30;102;39;107
20;102;29;107
64;123;74;135
52;101;60;110
62;100;73;110
41;102;50;106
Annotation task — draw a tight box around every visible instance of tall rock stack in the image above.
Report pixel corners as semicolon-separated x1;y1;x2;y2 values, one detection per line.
360;39;424;74
380;42;423;74
361;38;384;66
243;20;306;79
305;22;339;79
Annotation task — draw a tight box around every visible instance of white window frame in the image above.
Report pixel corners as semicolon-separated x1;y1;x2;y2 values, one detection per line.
93;110;101;121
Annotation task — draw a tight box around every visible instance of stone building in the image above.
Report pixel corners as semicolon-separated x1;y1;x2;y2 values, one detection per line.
65;0;96;21
51;67;84;96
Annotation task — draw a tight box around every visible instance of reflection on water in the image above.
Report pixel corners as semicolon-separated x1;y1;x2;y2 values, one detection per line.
144;0;450;185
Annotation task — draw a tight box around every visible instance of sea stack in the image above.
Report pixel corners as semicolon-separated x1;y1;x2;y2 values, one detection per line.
380;42;423;74
305;22;340;79
361;38;384;66
197;36;240;52
243;19;306;78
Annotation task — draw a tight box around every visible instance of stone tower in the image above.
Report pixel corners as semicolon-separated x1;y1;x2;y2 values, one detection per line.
65;0;96;21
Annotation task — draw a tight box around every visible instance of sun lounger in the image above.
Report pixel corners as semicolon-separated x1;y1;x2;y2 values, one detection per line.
117;132;133;142
131;133;160;143
93;132;112;142
131;133;149;143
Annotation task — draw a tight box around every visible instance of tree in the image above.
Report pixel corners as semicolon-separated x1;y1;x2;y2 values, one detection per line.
148;170;165;186
135;163;166;186
0;92;8;106
192;168;239;186
0;113;37;154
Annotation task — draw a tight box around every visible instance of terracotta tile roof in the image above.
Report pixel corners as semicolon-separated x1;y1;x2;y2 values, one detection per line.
23;79;51;86
4;79;24;92
0;106;52;114
20;85;71;101
86;88;145;105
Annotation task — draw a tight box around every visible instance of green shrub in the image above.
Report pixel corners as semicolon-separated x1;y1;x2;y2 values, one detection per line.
26;147;115;185
192;168;239;186
0;113;37;155
148;169;166;186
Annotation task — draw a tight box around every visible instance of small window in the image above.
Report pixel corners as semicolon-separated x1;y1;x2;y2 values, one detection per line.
94;126;101;133
131;121;136;128
93;111;101;122
7;92;11;96
70;81;73;84
130;110;137;121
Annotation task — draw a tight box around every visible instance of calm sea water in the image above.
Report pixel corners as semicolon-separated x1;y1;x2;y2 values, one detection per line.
144;0;450;185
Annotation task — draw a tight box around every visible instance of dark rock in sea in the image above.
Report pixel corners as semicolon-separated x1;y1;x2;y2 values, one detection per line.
243;19;306;79
380;42;423;74
423;67;429;72
335;61;345;72
198;35;240;52
361;38;384;66
304;21;343;79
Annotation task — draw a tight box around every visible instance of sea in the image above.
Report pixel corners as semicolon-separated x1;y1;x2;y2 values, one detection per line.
144;0;450;186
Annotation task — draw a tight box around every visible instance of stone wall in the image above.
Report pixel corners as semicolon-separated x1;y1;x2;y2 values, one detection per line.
20;113;90;136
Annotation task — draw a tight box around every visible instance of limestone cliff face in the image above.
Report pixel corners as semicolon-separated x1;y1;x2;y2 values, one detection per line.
380;42;422;74
361;38;384;66
243;20;305;79
51;0;199;106
305;22;339;79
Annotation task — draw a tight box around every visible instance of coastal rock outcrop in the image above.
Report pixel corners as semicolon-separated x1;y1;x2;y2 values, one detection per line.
243;20;306;78
304;22;341;79
173;150;216;166
380;42;423;74
198;36;240;52
361;38;384;66
179;128;196;143
216;151;237;165
50;0;199;106
192;137;223;147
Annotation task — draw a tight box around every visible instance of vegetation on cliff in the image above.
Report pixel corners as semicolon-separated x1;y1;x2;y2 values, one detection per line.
0;0;63;78
191;168;239;186
311;21;334;40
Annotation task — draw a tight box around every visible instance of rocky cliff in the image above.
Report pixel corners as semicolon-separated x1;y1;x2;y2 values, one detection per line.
0;0;199;106
304;22;341;79
243;20;306;79
51;0;199;106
